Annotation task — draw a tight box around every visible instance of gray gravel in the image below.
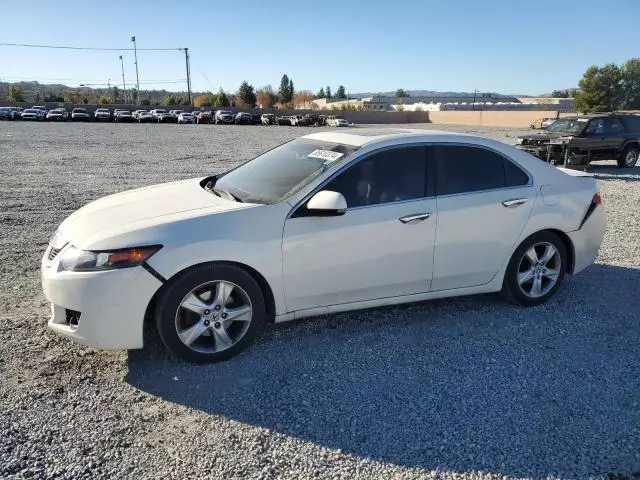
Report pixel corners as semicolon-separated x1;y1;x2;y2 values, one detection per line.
0;122;639;479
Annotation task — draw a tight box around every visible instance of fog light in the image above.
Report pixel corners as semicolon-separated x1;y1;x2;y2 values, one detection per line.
65;309;81;328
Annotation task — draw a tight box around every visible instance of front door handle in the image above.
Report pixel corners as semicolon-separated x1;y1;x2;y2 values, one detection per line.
399;213;431;224
502;198;528;208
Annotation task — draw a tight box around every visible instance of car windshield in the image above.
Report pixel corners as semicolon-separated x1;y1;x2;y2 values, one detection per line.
213;138;360;204
546;119;587;134
23;109;37;113
73;109;87;113
219;110;232;115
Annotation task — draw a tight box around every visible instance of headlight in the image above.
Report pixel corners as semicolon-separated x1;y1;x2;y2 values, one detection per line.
60;245;162;272
516;138;524;145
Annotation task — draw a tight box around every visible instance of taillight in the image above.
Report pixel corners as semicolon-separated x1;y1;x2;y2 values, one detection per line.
592;193;601;206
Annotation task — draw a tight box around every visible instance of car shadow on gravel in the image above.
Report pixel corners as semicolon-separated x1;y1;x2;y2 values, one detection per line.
126;263;640;478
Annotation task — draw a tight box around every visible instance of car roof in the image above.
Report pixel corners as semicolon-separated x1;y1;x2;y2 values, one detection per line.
301;128;462;147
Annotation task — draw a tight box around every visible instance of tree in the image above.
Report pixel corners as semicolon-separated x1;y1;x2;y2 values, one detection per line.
130;88;139;104
8;85;24;102
256;85;278;108
141;98;151;105
98;96;111;104
551;89;570;98
216;88;230;107
162;94;178;105
315;87;326;99
279;74;294;103
326;86;332;99
235;81;257;107
621;58;640;110
293;90;313;108
335;85;347;99
574;64;623;112
395;89;409;98
194;92;217;107
112;86;121;103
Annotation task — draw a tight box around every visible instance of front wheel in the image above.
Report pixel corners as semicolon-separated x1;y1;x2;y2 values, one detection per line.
618;145;639;168
501;231;567;306
155;263;266;363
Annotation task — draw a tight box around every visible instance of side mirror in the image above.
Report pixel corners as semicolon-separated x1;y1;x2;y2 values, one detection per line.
307;190;347;216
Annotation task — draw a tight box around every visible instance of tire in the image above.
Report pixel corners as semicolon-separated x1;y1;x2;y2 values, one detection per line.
501;231;567;306
155;263;266;363
618;145;639;168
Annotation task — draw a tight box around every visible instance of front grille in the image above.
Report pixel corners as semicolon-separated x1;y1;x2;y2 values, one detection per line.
48;246;62;261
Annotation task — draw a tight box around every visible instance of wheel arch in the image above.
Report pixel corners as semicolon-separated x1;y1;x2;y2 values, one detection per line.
528;228;575;274
620;140;640;153
143;260;277;328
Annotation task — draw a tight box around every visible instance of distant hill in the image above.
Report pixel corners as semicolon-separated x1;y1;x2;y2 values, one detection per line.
350;90;534;99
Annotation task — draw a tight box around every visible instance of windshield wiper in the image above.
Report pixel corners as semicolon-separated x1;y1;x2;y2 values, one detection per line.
212;188;243;203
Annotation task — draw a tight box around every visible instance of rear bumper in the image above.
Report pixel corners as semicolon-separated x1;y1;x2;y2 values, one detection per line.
567;204;606;274
41;247;162;349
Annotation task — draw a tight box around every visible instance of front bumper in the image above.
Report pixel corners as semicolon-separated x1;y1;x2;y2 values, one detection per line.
41;246;162;349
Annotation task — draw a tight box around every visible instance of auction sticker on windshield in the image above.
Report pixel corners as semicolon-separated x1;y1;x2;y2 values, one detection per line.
308;150;344;163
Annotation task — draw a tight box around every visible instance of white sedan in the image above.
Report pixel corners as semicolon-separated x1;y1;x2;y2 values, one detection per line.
42;129;605;363
177;112;196;124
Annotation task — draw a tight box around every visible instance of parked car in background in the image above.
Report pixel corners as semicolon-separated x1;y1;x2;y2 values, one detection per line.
215;110;235;124
530;117;557;129
94;108;112;122
335;118;349;127
138;111;154;123
41;129;605;363
21;109;43;121
178;112;196;124
277;115;291;126
195;111;214;124
46;108;68;121
517;113;640;168
6;107;23;120
0;107;13;120
71;108;91;121
114;110;134;122
151;109;167;120
261;113;277;125
158;112;177;123
235;112;252;125
304;114;320;126
290;115;309;126
250;113;262;125
170;110;185;119
132;110;146;120
32;106;48;118
317;115;328;126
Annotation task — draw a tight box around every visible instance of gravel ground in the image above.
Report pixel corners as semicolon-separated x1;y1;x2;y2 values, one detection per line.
0;122;639;479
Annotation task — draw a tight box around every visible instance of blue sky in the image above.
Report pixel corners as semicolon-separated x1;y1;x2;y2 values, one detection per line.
1;0;638;95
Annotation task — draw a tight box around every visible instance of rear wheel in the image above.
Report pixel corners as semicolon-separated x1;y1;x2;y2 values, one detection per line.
502;231;567;306
156;263;266;363
618;145;639;168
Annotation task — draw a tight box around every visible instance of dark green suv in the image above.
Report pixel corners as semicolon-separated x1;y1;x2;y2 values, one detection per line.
516;113;640;168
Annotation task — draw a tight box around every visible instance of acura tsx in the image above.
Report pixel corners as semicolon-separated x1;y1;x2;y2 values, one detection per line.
42;129;605;363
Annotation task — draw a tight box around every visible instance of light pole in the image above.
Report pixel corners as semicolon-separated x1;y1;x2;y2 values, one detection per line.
119;55;127;104
131;36;140;105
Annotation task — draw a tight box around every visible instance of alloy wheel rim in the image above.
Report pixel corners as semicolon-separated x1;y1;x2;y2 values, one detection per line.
625;150;637;166
175;280;252;353
517;242;561;298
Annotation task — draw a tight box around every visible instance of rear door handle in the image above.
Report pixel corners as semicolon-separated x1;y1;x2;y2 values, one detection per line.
502;198;528;208
399;213;431;224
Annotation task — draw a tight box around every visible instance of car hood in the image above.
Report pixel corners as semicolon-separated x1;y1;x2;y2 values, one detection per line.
57;177;252;244
518;132;570;141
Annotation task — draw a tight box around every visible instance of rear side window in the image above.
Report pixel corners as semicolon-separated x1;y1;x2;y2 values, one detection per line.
621;115;640;133
435;145;529;195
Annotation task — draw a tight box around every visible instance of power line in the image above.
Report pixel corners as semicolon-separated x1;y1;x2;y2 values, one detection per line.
0;42;184;51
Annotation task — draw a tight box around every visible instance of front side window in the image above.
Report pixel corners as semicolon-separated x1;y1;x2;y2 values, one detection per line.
435;145;528;196
214;139;359;204
586;119;605;135
322;146;427;208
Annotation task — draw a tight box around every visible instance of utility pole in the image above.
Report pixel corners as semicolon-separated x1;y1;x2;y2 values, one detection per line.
472;89;478;111
184;47;192;106
119;55;127;104
131;36;140;105
107;78;111;98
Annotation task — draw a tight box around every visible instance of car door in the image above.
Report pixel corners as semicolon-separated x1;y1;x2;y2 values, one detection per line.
282;145;436;312
431;144;535;291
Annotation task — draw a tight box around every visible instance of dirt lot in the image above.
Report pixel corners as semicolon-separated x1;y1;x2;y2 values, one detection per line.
1;122;639;479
